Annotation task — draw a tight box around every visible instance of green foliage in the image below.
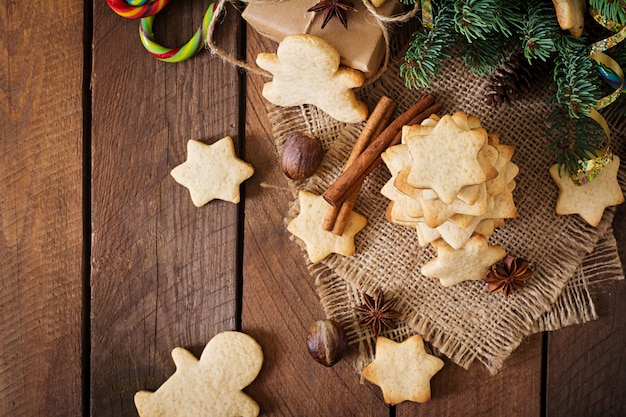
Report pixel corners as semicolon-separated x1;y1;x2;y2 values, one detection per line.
402;0;528;87
515;1;559;62
552;34;603;118
400;0;456;88
588;0;626;24
454;0;520;42
455;0;523;75
460;37;506;76
548;33;606;175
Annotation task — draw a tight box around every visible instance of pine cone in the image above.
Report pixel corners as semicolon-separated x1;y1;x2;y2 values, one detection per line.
484;53;536;106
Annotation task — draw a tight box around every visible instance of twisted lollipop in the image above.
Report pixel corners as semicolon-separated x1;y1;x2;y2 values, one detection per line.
106;0;169;19
139;4;217;63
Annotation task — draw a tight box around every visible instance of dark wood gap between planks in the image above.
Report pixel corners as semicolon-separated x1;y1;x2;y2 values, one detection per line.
82;1;94;416
540;332;549;417
236;7;247;333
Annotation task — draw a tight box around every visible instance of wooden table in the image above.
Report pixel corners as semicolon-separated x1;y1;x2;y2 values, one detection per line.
2;1;625;416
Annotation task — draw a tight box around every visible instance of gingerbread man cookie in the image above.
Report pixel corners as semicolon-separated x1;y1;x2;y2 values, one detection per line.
134;331;263;417
256;34;369;123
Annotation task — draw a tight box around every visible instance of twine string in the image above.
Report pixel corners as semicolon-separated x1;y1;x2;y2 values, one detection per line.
205;0;271;76
205;0;420;83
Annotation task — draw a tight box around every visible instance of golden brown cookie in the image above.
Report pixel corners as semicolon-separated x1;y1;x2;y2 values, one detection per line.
256;34;368;123
404;113;496;204
287;190;367;263
170;137;254;206
421;235;507;287
362;335;444;405
550;156;624;227
134;331;263;417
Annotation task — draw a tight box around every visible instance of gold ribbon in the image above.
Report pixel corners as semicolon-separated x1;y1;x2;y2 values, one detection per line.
421;0;433;30
571;7;625;185
589;7;625;119
570;147;614;185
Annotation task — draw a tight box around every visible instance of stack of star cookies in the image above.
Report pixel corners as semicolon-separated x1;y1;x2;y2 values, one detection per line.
381;112;519;287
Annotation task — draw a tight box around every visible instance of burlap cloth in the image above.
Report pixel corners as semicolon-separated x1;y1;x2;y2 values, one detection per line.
263;27;625;374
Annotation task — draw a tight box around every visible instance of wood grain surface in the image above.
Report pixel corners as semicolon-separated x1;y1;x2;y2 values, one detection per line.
90;1;242;415
0;1;624;416
0;2;84;416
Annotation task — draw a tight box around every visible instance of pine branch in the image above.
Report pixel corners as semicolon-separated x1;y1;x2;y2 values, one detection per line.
516;1;559;63
489;0;523;38
400;0;456;88
552;34;603;118
460;36;507;76
453;0;520;42
588;0;626;24
546;32;608;175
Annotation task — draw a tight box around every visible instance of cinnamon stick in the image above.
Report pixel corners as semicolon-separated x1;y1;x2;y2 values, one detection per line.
322;94;436;208
322;96;396;231
331;185;362;235
339;102;443;201
331;101;441;235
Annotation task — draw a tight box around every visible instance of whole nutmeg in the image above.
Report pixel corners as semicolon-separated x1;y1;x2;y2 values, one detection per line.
306;319;348;367
280;132;324;180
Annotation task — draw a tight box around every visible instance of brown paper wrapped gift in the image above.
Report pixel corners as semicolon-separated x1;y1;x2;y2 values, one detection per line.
242;0;403;77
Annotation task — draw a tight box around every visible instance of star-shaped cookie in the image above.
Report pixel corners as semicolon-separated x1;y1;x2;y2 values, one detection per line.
549;156;624;227
404;113;496;204
362;335;444;405
287;190;367;263
420;235;507;287
170;137;254;206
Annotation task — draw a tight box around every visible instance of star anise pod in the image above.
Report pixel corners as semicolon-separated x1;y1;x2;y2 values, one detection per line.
484;255;533;298
307;0;357;30
354;289;402;336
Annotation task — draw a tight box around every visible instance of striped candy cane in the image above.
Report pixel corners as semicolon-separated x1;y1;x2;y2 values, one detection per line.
139;4;217;63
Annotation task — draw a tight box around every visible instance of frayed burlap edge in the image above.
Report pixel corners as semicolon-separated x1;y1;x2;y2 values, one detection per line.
532;228;624;334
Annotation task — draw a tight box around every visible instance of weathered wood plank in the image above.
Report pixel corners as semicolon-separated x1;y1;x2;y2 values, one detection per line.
0;1;84;416
90;1;241;415
546;207;626;417
242;28;391;416
397;334;542;416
